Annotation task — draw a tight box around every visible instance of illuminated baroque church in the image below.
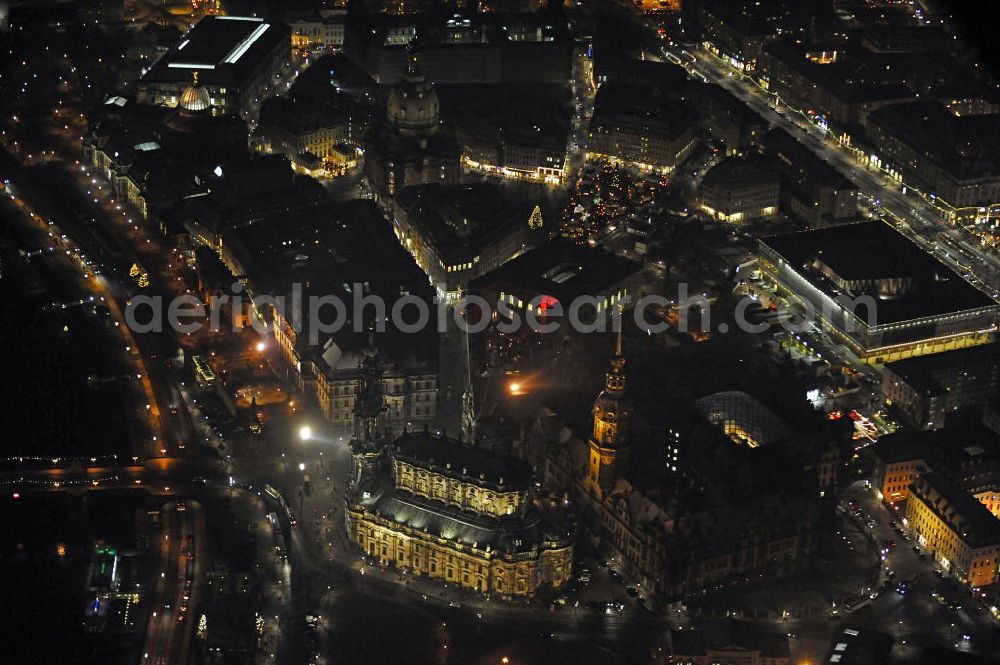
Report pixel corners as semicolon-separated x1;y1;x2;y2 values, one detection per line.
364;44;461;199
343;335;573;597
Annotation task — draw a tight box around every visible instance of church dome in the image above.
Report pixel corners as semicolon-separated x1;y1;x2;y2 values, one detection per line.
386;51;439;135
179;79;211;113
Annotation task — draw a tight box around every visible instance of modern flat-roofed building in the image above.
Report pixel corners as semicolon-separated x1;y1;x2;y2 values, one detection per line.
587;82;698;174
882;344;1000;430
136;15;290;118
907;472;1000;587
865;102;1000;215
389;183;548;298
758;221;997;363
442;83;568;185
348;14;572;85
758;128;859;226
762;40;912;128
698;156;780;223
472;240;644;341
695;0;775;74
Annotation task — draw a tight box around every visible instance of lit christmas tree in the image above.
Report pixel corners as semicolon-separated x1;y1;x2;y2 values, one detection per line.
528;205;543;230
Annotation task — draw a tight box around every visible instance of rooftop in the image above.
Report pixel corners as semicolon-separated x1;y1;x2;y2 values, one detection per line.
395;183;543;264
692;390;792;447
439;83;571;152
393;431;532;488
910;472;1000;548
474;240;642;304
291;53;375;98
221;199;431;303
590;82;698;140
872;423;1000;473
884;344;999;397
701;155;779;191
867;102;1000;181
317;329;437;378
353;477;565;554
765;39;913;107
670;619;789;659
822;626;894;665
760;127;856;192
760;221;996;324
258;96;348;135
141;16;290;87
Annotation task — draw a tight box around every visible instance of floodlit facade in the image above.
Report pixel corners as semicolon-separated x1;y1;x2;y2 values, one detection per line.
907;473;1000;587
289;11;346;50
588;113;697;173
698;157;780;223
759;222;997;363
314;335;437;428
343;341;573;598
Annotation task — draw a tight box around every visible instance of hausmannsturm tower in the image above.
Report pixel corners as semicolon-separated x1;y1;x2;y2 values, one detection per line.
586;329;632;500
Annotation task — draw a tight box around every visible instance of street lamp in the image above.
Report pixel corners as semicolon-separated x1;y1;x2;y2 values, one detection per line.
256;341;267;352
299;426;312;442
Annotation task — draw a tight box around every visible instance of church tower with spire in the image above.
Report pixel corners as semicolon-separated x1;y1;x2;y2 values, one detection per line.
586;328;632;499
349;330;388;488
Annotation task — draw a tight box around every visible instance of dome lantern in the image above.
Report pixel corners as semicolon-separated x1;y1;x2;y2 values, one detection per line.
386;46;439;136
